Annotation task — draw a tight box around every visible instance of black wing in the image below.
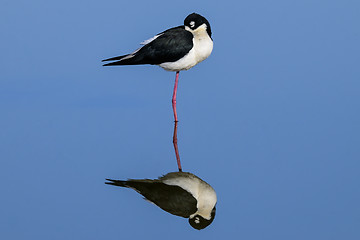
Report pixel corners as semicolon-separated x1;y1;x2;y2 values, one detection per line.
106;179;197;218
102;26;193;66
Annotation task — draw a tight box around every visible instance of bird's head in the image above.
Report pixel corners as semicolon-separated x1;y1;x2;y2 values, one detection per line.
188;206;216;230
184;13;212;38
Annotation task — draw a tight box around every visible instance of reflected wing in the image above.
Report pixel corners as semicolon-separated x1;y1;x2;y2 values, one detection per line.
109;179;197;218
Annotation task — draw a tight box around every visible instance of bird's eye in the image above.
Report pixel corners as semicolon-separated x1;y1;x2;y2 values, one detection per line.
194;217;200;224
190;21;195;28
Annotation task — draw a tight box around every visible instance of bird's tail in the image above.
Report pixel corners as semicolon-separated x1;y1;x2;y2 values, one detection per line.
102;55;128;62
105;178;128;187
102;54;130;66
102;47;146;66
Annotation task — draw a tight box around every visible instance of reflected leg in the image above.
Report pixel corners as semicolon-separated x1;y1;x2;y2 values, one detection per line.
173;121;182;172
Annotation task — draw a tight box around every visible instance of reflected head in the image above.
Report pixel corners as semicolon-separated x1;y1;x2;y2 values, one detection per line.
188;206;216;230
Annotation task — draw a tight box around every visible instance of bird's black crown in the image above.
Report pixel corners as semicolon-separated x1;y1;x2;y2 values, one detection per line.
184;13;212;37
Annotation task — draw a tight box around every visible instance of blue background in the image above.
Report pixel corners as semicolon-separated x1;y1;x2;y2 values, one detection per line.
1;0;359;239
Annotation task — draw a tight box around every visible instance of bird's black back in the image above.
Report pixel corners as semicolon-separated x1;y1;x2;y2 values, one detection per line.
103;26;193;66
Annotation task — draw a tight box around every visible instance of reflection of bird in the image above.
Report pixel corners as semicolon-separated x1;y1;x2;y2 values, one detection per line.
105;172;217;230
102;13;213;122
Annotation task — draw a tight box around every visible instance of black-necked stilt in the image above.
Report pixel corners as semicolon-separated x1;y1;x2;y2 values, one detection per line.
102;13;213;122
105;172;217;230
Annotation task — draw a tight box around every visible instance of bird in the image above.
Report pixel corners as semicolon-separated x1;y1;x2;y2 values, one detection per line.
102;13;213;122
105;172;217;230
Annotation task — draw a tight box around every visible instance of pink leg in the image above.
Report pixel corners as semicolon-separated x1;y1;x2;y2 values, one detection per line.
172;71;180;122
173;121;182;172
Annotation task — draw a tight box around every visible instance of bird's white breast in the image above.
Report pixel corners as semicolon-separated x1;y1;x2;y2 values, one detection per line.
190;24;213;64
